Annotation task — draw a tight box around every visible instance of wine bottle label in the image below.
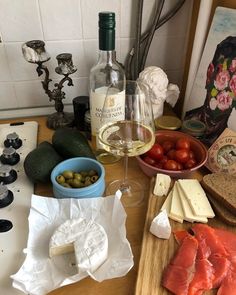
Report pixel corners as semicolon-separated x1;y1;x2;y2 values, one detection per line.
90;87;125;149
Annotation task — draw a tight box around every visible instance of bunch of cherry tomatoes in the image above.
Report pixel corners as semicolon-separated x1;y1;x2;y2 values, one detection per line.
141;137;198;171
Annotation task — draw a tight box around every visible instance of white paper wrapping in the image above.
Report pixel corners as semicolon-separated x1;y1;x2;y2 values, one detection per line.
11;194;134;295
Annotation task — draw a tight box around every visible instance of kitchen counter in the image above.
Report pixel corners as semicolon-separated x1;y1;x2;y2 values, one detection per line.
1;116;150;295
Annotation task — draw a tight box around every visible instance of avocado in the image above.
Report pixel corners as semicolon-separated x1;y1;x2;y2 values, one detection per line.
24;141;63;183
52;128;96;159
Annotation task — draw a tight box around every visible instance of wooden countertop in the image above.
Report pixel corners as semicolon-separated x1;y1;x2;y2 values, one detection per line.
1;116;150;295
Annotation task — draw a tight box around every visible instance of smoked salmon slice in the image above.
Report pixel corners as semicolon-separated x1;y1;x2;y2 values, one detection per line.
162;235;198;295
174;229;214;294
163;224;236;295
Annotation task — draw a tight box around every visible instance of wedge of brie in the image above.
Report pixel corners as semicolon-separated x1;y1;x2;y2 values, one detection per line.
49;218;108;273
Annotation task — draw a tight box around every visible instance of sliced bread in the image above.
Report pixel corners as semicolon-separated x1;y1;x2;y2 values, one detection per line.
207;193;236;226
201;173;236;215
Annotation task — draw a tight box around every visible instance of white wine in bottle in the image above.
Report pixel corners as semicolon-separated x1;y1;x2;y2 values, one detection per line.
89;11;125;164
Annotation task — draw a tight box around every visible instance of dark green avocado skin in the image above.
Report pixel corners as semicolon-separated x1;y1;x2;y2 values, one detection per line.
24;141;63;183
52;128;96;160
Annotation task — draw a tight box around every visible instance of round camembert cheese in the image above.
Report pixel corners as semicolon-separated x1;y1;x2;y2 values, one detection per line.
49;218;108;273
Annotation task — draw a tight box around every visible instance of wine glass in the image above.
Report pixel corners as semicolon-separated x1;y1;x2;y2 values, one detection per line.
98;80;155;207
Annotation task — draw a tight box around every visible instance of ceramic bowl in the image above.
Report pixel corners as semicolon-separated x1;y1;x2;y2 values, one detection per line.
51;157;105;199
136;130;208;178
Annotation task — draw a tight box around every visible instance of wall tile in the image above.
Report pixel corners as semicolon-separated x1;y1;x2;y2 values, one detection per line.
14;78;89;109
0;44;12;81
14;80;50;108
0;82;18;110
45;40;87;79
119;38;135;68
120;0;137;38
0;0;193;116
83;39;99;77
39;0;82;40
5;42;41;81
80;0;120;39
62;77;89;103
0;0;43;42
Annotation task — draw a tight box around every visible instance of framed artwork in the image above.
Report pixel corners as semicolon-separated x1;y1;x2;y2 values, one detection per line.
183;7;236;145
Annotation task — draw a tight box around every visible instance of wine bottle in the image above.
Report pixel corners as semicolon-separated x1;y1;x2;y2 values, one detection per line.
89;11;125;164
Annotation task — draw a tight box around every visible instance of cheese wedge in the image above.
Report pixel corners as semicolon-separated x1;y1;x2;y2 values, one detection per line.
178;179;215;218
170;182;185;223
150;209;171;239
161;188;183;223
153;173;171;197
176;182;208;223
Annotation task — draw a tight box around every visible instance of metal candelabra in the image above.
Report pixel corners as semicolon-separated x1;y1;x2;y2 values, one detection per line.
22;40;77;130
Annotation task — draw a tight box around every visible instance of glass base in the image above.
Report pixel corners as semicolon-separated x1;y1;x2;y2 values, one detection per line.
106;179;144;207
96;150;121;165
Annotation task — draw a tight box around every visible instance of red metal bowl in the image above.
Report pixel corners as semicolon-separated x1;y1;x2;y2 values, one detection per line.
136;130;208;178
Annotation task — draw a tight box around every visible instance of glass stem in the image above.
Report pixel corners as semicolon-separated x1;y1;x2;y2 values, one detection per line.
122;155;129;190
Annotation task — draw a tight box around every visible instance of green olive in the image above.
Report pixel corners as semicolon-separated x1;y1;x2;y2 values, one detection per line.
71;179;84;188
88;169;97;176
62;170;74;179
91;175;99;183
66;178;75;186
61;182;71;188
80;171;88;177
74;173;82;181
84;179;92;187
56;175;65;184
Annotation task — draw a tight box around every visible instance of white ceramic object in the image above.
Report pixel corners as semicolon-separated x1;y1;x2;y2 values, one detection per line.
0;121;38;295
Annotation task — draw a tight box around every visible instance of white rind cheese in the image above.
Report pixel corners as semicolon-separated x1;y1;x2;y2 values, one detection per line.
153;173;171;197
150;209;171;239
49;218;108;273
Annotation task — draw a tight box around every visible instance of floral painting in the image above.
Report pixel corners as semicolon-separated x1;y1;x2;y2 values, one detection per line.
183;7;236;145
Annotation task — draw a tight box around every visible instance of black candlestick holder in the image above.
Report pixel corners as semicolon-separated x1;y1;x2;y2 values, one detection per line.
22;40;77;129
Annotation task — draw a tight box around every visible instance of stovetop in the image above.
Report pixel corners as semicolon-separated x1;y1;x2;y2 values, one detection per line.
0;121;38;295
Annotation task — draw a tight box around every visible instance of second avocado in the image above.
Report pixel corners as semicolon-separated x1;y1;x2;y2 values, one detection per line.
52;128;96;159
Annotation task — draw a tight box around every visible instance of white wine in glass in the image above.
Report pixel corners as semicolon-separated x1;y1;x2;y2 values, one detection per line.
98;80;155;207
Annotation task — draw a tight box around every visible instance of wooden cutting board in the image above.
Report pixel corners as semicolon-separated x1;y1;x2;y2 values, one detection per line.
135;177;236;295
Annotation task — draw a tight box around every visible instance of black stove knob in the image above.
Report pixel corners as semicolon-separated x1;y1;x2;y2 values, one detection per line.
0;147;20;165
0;165;17;184
0;219;13;233
4;132;22;149
0;184;14;208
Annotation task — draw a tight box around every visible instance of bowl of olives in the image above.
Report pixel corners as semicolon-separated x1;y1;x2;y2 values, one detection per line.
51;157;105;199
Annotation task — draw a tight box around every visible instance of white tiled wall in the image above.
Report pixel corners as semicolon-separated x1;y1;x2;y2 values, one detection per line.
0;0;193;119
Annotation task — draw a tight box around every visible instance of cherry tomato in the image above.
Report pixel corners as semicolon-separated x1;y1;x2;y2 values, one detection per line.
154;162;164;169
161;140;175;154
176;138;191;150
175;149;190;164
189;150;195;159
184;158;197;169
166;149;176;160
176;162;183;170
142;156;156;166
146;143;164;161
159;155;168;166
163;160;179;171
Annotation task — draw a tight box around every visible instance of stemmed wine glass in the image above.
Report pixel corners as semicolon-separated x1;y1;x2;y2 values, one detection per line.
98;80;155;207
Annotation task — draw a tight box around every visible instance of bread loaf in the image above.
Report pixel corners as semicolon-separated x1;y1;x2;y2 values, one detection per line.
207;193;236;226
201;173;236;215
